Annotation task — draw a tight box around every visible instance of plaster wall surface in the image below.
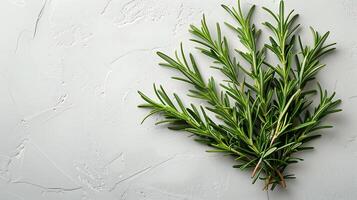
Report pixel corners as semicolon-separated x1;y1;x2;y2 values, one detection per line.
0;0;356;199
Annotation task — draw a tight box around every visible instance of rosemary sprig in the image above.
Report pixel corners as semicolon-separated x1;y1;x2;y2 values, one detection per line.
138;0;341;190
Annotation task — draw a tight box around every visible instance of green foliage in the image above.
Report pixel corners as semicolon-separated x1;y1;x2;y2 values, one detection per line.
138;0;341;190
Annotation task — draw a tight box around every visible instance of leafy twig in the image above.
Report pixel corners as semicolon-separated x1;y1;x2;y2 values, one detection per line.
138;0;341;190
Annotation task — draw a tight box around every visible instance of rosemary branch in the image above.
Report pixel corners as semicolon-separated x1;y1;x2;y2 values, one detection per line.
138;0;341;190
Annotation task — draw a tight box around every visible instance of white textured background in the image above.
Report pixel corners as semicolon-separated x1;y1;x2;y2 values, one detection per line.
0;0;356;199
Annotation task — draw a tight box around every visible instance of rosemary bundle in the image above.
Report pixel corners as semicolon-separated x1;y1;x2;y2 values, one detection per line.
138;0;341;190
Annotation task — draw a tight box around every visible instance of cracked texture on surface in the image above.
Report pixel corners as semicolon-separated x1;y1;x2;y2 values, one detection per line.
0;0;356;199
